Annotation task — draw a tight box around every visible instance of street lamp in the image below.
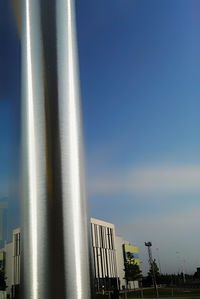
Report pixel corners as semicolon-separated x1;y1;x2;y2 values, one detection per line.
145;242;159;299
156;247;162;274
176;251;186;284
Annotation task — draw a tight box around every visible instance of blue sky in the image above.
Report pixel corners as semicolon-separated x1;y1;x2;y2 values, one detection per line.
1;0;200;274
0;1;20;235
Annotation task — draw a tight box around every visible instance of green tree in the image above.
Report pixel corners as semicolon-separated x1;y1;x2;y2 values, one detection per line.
0;270;6;291
147;259;160;284
193;270;200;280
124;252;142;286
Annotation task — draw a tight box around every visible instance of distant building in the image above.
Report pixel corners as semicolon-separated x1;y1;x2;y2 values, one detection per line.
123;242;140;266
116;236;140;289
1;218;140;296
0;201;8;248
0;228;20;297
13;228;20;286
115;236;125;288
196;267;200;274
91;218;118;291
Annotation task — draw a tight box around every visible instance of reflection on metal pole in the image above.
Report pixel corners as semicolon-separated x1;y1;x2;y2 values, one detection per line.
21;0;91;298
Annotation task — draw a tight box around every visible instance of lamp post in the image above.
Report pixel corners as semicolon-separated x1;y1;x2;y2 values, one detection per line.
21;0;91;298
156;247;162;275
176;251;186;284
145;242;159;299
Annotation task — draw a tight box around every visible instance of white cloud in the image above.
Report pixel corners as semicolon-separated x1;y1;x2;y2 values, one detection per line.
88;164;200;196
87;150;200;273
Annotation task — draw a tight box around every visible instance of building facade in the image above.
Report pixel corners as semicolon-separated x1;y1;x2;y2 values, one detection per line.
13;229;20;286
0;229;20;297
116;236;140;289
4;242;13;296
91;218;118;291
2;218;140;296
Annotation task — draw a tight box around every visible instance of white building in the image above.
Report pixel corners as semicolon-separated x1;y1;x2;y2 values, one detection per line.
2;218;140;296
91;218;140;291
90;218;118;291
12;228;20;287
116;236;140;289
0;228;20;297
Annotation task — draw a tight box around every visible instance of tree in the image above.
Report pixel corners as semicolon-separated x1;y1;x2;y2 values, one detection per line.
147;259;160;284
0;270;6;291
193;270;200;280
124;252;142;286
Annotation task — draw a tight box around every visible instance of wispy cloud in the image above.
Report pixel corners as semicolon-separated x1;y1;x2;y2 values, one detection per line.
88;164;200;196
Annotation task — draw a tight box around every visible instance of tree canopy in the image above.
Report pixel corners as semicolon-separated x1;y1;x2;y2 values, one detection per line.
148;259;160;280
124;251;142;283
0;270;6;291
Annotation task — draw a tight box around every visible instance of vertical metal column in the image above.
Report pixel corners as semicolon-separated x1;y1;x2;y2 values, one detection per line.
145;242;159;299
21;0;91;298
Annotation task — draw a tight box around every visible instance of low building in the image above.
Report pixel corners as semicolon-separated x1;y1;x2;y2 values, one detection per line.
0;229;20;298
12;228;20;298
91;218;119;291
116;236;126;289
2;218;140;296
116;236;140;289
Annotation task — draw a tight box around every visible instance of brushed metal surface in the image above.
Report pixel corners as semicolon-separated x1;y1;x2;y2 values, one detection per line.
21;0;91;298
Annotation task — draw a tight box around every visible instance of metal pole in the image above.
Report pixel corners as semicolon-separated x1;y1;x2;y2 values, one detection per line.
156;248;162;275
21;0;91;298
145;242;159;299
140;279;144;299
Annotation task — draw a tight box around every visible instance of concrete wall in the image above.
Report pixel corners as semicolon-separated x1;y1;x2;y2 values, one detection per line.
115;236;126;289
90;218;118;279
12;228;20;285
115;237;140;290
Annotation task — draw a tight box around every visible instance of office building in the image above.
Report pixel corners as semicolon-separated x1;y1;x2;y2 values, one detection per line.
91;218;118;291
116;236;140;289
1;218;140;296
